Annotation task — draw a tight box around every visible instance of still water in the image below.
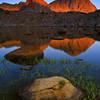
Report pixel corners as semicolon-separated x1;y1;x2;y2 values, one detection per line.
0;37;100;99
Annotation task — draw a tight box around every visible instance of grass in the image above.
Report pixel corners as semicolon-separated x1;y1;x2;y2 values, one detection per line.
59;80;66;88
0;59;9;77
0;57;100;100
0;58;8;66
75;59;79;65
3;96;6;100
0;68;6;77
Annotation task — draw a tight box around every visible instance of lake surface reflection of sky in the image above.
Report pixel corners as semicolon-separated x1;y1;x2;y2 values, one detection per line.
44;41;100;66
0;38;100;99
0;46;20;59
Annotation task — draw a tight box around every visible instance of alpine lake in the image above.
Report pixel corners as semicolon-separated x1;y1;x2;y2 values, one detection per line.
0;27;100;100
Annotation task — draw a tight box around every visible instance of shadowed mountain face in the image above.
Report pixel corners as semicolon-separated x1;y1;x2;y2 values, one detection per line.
49;0;97;13
49;37;95;56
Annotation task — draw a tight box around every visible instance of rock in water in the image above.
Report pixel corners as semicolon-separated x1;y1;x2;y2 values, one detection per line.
20;76;82;100
49;0;97;13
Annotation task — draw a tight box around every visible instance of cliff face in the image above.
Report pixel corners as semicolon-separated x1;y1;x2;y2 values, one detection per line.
25;0;48;6
49;0;97;13
20;0;50;12
0;3;23;11
0;0;48;11
0;0;97;13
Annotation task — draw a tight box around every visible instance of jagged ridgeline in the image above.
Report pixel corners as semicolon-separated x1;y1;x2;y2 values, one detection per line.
0;0;50;12
0;0;97;13
49;0;97;13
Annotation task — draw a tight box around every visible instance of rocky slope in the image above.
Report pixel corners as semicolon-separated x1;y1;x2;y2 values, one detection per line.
0;0;97;13
0;1;100;33
0;3;23;11
0;0;49;11
49;0;97;13
25;0;48;6
20;2;50;13
0;10;100;27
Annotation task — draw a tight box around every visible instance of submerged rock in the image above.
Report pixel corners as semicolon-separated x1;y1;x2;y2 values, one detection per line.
19;76;82;100
20;67;33;71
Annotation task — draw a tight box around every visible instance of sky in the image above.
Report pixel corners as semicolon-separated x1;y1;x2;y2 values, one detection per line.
0;0;100;9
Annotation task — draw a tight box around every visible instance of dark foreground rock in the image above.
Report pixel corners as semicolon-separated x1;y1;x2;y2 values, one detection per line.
19;76;82;100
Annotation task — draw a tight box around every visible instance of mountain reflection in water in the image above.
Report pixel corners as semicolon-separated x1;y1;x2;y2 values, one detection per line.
0;37;96;65
0;36;100;100
48;37;95;56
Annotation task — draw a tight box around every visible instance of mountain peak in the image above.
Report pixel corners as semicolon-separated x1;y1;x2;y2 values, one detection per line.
0;0;48;11
0;0;97;13
49;0;97;13
25;0;48;6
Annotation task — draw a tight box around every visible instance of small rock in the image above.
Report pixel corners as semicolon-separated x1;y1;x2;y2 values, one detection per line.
20;67;33;71
96;24;100;27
